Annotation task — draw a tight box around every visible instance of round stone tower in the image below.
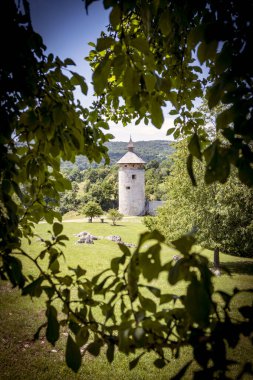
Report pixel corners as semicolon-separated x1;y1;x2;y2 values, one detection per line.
117;137;146;216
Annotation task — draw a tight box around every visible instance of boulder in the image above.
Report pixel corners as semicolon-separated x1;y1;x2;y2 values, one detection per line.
107;235;122;242
75;231;88;238
84;234;94;244
77;234;94;244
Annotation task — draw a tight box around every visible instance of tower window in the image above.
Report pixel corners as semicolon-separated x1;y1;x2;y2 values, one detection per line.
126;186;130;190
132;174;136;179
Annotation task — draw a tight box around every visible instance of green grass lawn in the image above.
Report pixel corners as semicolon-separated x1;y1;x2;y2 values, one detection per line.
1;218;253;379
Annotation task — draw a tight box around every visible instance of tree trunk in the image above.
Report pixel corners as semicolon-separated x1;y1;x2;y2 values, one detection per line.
214;246;220;268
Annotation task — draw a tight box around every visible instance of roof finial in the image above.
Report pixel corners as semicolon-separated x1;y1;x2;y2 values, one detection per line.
127;136;134;152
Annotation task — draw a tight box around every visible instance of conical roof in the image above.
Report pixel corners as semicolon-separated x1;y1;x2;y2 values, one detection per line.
117;137;146;164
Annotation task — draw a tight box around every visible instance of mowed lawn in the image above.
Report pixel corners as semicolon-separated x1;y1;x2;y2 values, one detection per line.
0;217;253;380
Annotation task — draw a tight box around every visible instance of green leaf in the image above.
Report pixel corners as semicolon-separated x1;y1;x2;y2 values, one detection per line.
129;353;144;370
130;37;150;54
118;243;131;257
144;74;156;92
96;37;115;52
207;83;223;109
69;265;87;278
127;253;139;302
76;327;89;347
87;341;102;356
70;72;88;95
184;278;211;327
136;231;165;250
33;322;47;341
159;10;172;36
123;66;140;96
215;44;232;74
106;342;115;363
22;276;44;297
46;305;60;345
150;98;164;128
139;295;156;313
154;358;166;368
6;256;25;288
139;244;162;281
111;257;120;274
172;234;196;255
188;133;202;160
168;260;185;285
169;110;178;115
216;108;234;130
204;143;230;184
160;294;174;305
93;56;111;95
53;222;63;236
167;92;178;108
187;154;197;186
239;306;253;320
237;159;253;187
66;334;82;373
145;285;161;298
49;258;60;274
119;328;130;353
166;127;175;136
197;40;218;64
110;5;121;29
64;58;76;66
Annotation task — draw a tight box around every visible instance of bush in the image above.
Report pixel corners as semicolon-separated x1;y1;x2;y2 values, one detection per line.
107;209;123;225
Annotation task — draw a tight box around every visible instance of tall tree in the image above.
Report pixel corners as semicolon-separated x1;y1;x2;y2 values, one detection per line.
144;139;253;257
82;201;103;222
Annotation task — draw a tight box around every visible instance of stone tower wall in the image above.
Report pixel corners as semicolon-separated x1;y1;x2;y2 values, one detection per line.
118;166;145;215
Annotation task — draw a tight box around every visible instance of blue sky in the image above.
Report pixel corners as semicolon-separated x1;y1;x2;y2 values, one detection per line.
29;0;174;142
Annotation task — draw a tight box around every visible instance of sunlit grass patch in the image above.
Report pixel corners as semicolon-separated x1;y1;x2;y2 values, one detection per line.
1;219;253;379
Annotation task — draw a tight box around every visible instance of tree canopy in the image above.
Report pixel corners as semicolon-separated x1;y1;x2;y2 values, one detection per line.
87;0;253;186
82;200;103;221
1;0;253;378
144;139;253;257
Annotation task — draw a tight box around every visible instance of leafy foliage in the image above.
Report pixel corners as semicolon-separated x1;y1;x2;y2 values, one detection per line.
86;0;253;187
82;201;103;221
107;208;123;225
145;140;253;257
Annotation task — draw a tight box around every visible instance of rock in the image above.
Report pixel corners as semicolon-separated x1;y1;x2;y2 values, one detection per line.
107;235;122;242
75;231;88;237
84;234;94;244
77;234;94;244
121;242;136;248
77;237;87;244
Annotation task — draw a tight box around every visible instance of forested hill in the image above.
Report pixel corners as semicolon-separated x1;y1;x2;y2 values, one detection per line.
61;140;174;170
106;140;174;164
